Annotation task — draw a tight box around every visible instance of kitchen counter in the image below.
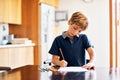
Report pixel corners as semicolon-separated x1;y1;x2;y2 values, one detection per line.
0;43;35;48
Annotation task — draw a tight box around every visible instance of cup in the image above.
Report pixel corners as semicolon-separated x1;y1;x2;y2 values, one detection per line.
8;34;14;43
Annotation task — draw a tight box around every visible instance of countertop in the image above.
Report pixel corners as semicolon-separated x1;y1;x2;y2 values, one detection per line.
0;43;35;48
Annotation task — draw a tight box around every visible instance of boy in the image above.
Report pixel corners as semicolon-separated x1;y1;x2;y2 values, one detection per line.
49;11;95;69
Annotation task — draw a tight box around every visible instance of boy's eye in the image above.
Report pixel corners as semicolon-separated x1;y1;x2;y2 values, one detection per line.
73;27;78;30
72;25;79;30
78;30;82;33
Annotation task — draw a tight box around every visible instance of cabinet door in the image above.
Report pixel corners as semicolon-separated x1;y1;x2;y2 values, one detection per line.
9;47;34;69
39;0;59;7
0;0;4;22
9;47;24;68
53;0;59;8
0;48;9;66
0;0;21;24
8;0;21;24
24;46;34;65
0;0;9;23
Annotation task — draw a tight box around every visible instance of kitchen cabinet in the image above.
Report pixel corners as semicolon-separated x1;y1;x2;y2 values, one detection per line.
9;0;40;65
0;48;9;66
0;0;21;24
39;0;59;8
9;0;59;66
0;0;8;23
0;46;34;69
8;0;21;24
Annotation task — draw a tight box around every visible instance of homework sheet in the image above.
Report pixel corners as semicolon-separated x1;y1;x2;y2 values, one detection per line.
58;67;88;72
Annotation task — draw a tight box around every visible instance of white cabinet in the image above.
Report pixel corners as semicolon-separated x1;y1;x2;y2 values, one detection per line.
0;48;9;66
0;46;34;69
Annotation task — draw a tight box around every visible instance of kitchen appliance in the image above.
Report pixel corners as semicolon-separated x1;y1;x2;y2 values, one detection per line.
40;3;55;64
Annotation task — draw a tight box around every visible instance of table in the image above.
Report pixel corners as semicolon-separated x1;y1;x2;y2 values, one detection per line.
0;65;120;80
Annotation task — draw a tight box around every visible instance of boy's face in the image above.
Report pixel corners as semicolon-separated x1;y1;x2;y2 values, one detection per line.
67;23;83;37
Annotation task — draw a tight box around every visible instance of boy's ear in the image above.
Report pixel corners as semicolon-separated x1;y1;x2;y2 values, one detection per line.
68;20;71;25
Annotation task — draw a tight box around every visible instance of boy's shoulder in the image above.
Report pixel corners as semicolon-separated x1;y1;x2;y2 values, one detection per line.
79;33;87;37
55;35;63;40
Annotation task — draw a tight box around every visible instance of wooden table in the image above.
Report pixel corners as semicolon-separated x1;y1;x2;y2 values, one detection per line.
0;65;120;80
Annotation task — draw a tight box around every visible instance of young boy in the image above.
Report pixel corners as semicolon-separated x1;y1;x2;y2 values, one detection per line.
49;11;95;69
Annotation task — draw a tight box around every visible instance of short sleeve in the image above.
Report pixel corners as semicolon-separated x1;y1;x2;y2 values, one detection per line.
48;37;60;56
82;34;93;49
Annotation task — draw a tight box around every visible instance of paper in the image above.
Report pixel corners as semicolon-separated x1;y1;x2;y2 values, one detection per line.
58;67;88;72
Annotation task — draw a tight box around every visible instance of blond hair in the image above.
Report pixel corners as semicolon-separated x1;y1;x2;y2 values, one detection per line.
69;12;88;30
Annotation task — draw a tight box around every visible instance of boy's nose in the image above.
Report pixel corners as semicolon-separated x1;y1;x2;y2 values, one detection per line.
75;31;80;34
73;32;78;36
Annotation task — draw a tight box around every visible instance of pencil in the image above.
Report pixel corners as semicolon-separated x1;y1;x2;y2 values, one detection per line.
59;48;65;60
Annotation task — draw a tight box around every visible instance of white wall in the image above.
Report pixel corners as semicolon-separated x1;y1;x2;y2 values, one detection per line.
57;0;110;67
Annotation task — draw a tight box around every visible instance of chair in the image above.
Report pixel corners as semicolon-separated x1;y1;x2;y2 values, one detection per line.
86;59;90;64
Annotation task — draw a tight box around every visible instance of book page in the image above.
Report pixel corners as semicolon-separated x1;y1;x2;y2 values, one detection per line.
58;67;88;72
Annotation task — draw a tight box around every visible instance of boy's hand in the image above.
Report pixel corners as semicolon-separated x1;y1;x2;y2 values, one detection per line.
82;62;95;70
59;60;68;67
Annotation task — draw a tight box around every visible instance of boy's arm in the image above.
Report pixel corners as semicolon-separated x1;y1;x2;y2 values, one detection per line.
87;47;95;64
52;55;68;67
82;47;95;69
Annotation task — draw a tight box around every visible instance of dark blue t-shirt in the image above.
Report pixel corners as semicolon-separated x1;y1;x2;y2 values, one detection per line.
49;33;92;66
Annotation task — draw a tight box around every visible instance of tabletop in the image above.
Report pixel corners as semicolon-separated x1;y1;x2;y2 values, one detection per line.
0;65;120;80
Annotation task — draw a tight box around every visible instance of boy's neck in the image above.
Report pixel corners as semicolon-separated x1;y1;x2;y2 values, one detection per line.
65;31;74;39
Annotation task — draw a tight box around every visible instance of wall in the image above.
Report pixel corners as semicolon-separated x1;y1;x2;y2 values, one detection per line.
57;0;110;67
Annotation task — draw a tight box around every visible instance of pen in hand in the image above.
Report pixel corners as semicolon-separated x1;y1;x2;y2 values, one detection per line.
59;48;68;67
59;48;65;60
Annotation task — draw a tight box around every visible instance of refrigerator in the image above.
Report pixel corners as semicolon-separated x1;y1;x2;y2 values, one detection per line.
40;3;55;64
